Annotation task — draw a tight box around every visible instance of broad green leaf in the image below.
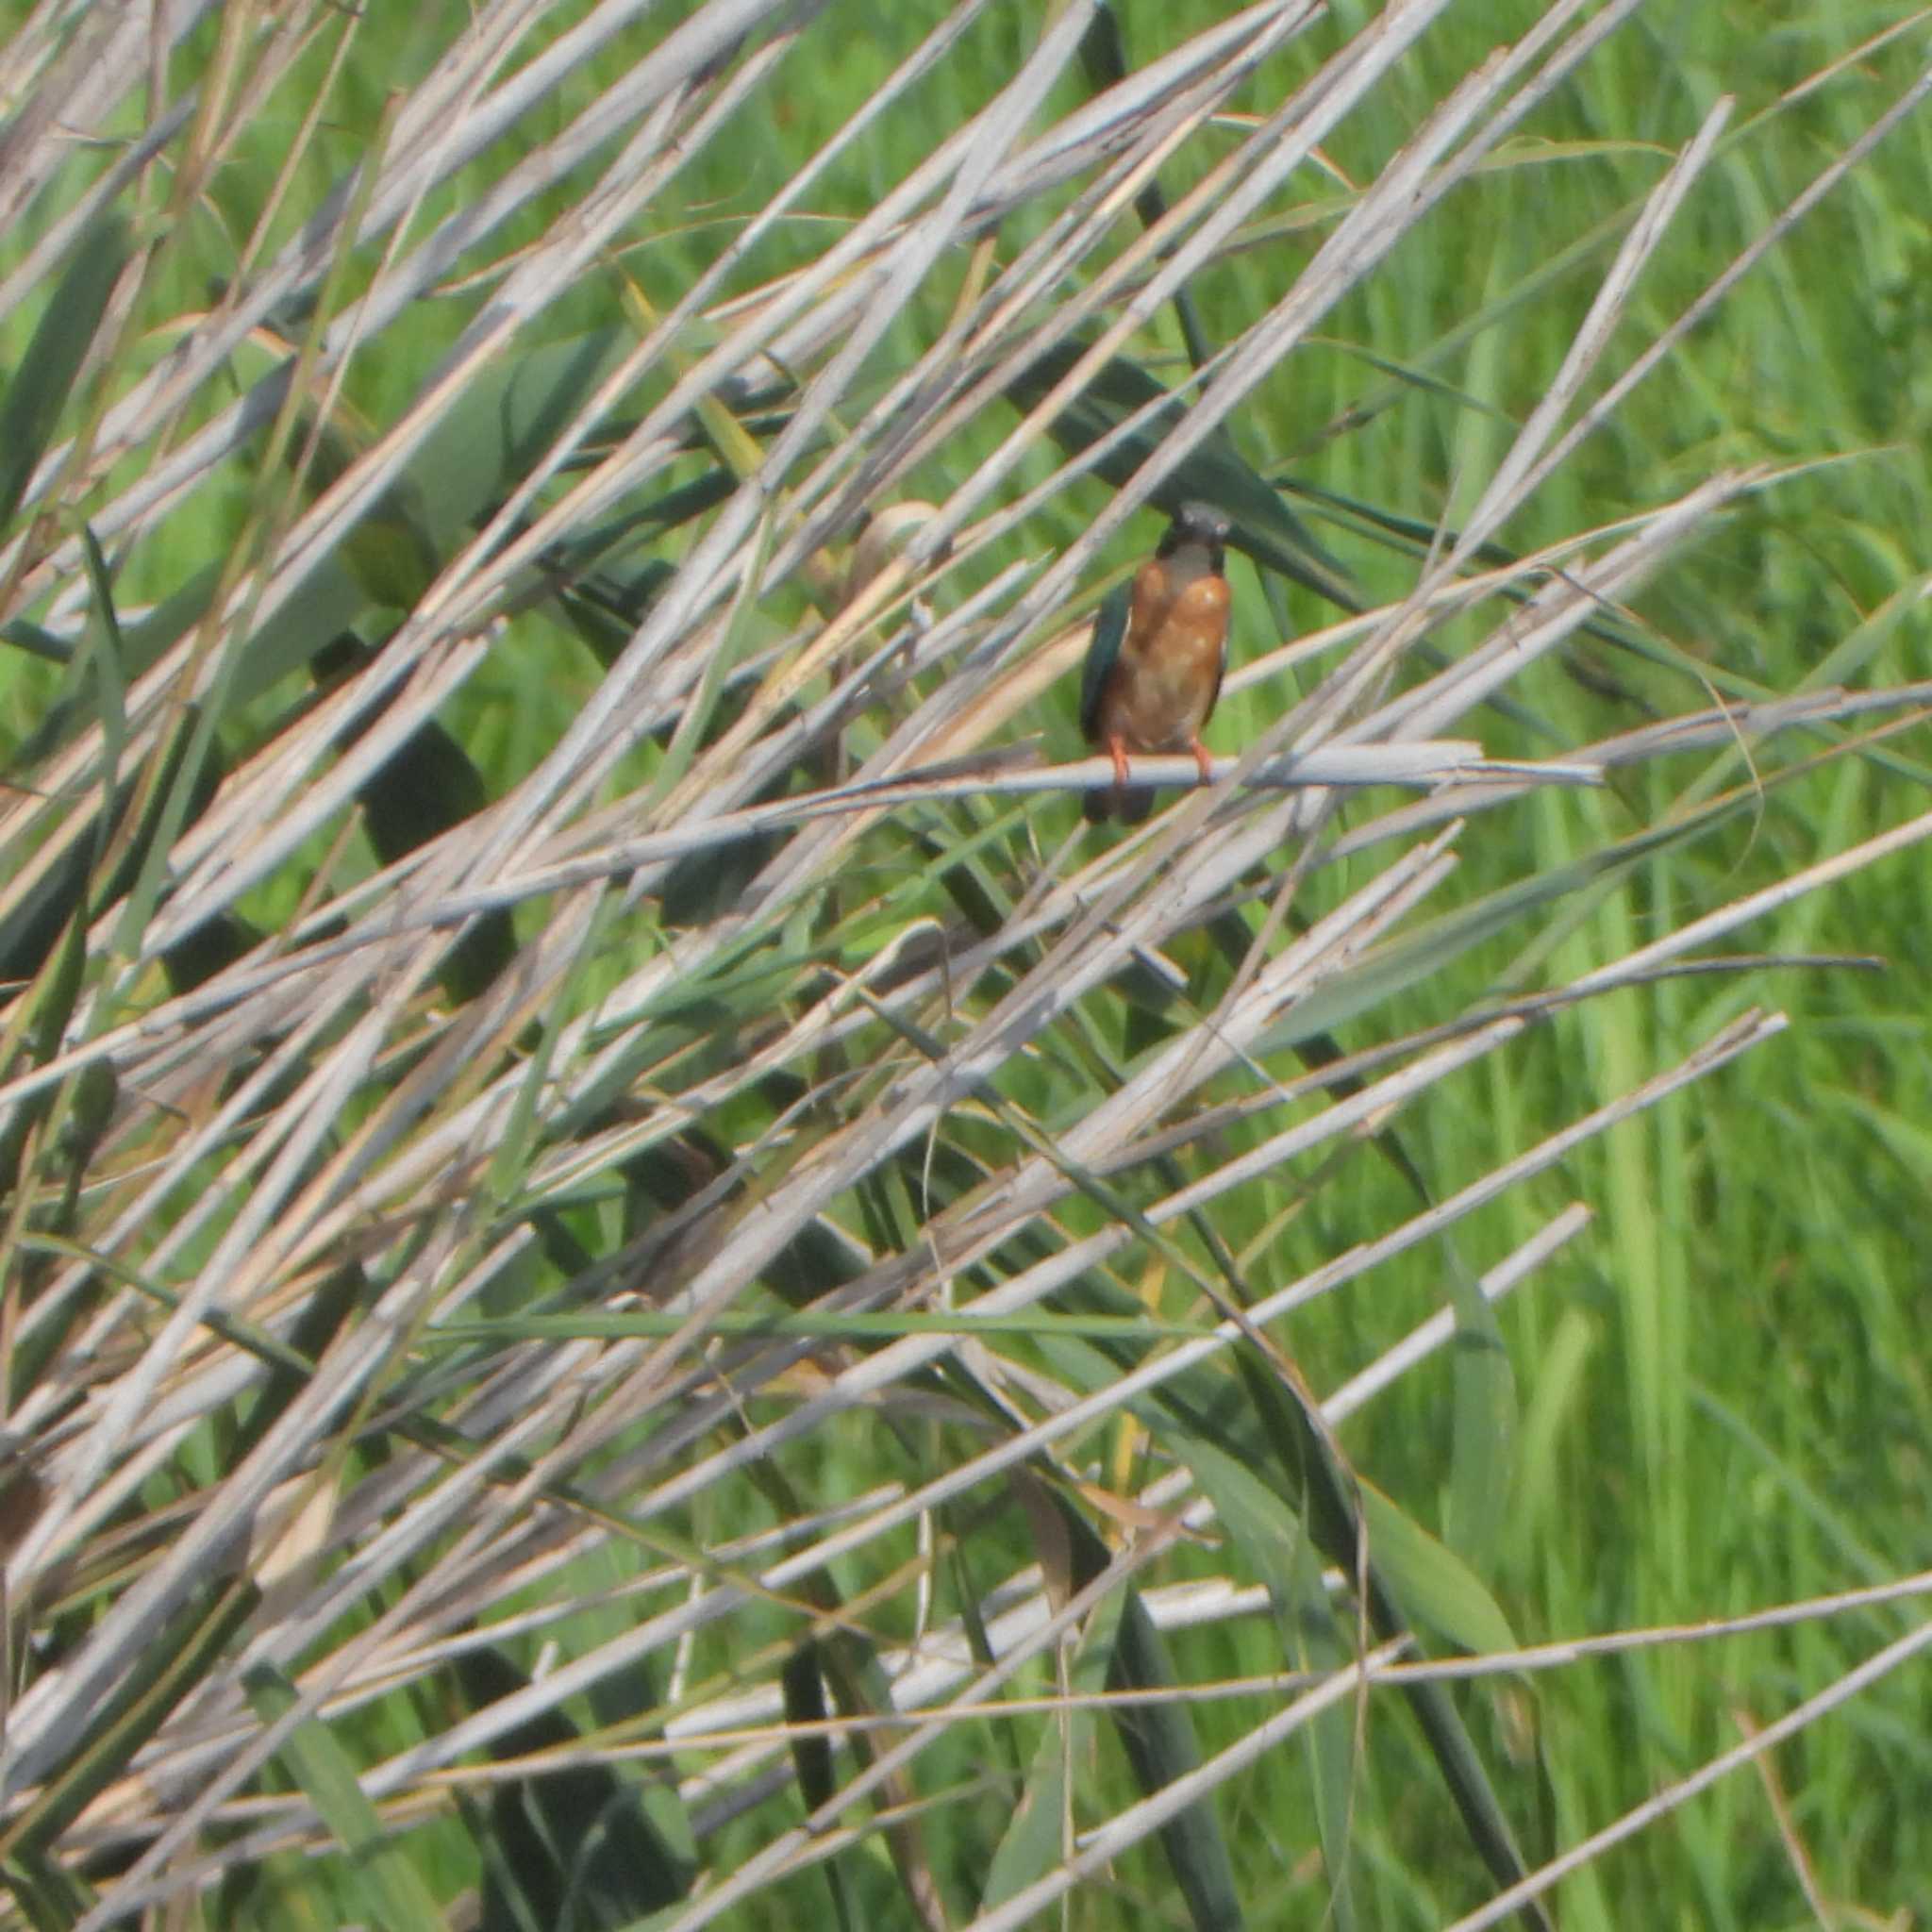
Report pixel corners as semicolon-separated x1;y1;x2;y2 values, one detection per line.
0;619;71;663
1442;1233;1517;1572
458;1650;694;1931
238;329;639;697
1357;1481;1516;1657
1007;339;1358;610
1172;1422;1360;1925
0;213;130;533
1233;1351;1543;1925
292;408;442;613
1078;6;1209;368
1;1847;94;1929
227;550;378;706
779;1643;856;1932
1056;1494;1246;1932
1103;1586;1245;1932
406;327;638;543
312;633;513;1003
980;1586;1124;1911
244;1662;446;1932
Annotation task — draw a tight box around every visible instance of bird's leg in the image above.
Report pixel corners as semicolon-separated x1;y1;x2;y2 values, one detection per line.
1108;736;1132;791
1189;735;1215;788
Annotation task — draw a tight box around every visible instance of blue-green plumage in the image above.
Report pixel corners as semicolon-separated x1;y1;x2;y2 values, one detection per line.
1078;584;1131;744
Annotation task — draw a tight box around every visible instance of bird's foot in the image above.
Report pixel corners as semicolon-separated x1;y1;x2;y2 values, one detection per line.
1190;737;1215;787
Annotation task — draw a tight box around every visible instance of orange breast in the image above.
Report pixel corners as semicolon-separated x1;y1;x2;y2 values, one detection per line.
1097;573;1230;753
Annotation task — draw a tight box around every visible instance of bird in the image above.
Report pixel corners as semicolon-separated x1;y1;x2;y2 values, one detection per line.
1079;501;1234;823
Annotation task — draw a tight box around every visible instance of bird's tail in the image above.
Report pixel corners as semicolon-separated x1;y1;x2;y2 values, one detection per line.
1084;783;1157;824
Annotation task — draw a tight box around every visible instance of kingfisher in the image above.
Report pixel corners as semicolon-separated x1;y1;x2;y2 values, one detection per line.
1080;501;1234;823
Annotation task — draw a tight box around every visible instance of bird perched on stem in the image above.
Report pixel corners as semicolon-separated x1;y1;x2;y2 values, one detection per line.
1079;501;1234;823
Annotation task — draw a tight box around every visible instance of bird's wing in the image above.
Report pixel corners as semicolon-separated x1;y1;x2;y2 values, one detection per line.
1079;584;1131;742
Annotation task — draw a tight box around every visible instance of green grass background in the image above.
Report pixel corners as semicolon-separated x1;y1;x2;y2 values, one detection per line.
6;0;1932;1924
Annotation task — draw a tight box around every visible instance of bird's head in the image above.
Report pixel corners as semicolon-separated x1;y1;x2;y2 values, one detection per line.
1159;500;1233;575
